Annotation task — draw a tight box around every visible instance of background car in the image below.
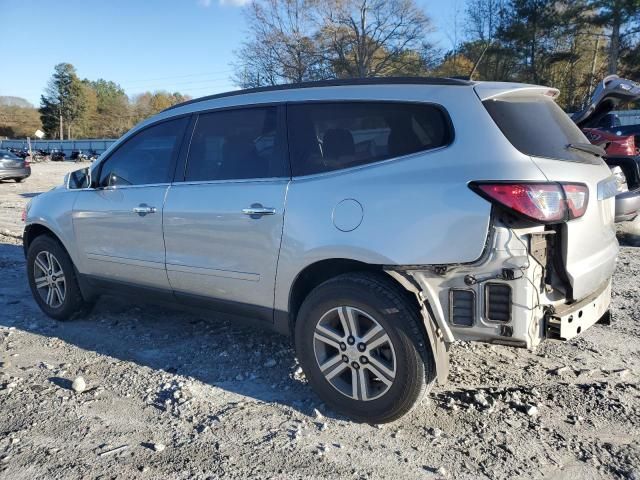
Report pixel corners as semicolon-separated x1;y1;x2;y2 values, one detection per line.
572;75;640;222
0;149;31;183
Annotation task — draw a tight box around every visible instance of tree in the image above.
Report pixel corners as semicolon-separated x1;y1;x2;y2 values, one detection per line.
320;0;433;78
39;63;87;139
232;0;325;88
588;0;640;74
86;79;131;137
131;91;189;124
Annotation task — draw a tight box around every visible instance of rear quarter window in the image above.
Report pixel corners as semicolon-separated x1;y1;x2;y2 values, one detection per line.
483;96;600;164
287;102;453;176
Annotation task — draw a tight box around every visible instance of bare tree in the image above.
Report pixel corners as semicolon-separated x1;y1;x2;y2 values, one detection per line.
232;0;326;88
318;0;433;78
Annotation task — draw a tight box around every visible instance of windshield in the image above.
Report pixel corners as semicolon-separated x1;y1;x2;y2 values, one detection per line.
483;96;602;164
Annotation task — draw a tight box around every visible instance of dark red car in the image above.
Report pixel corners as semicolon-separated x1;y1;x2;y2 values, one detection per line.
572;75;640;222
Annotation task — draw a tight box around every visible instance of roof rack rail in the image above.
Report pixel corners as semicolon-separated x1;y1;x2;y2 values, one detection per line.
162;76;473;113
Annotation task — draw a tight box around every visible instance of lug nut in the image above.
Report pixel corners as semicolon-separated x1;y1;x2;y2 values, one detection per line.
342;354;349;363
351;361;360;370
339;342;347;351
357;342;366;352
347;336;355;345
360;356;368;364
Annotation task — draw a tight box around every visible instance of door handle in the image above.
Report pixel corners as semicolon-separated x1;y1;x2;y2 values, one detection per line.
133;204;157;216
242;204;276;217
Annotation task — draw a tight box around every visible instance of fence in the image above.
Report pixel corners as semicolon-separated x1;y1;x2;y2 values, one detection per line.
0;138;117;155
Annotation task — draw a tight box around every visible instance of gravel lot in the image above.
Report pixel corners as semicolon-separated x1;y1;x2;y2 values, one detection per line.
0;162;639;479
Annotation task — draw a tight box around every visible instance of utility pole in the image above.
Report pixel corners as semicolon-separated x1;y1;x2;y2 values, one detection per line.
588;36;600;100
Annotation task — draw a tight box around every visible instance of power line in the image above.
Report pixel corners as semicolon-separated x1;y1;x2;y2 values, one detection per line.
121;76;234;91
117;69;234;85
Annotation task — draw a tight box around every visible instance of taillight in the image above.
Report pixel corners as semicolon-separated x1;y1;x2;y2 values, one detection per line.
470;182;589;224
24;158;30;167
620;136;635;156
563;183;589;219
21;208;26;222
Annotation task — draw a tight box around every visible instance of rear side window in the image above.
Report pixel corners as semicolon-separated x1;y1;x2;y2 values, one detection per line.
99;117;188;187
184;106;286;182
483;96;597;163
287;102;452;176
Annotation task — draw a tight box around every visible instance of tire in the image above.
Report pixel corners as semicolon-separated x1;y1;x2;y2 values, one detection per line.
295;272;435;423
26;235;89;320
14;178;23;183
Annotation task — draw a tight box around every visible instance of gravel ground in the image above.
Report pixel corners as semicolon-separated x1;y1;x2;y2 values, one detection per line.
0;162;639;479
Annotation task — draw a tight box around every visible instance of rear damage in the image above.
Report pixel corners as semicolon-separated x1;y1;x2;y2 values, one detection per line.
387;216;613;352
386;82;620;358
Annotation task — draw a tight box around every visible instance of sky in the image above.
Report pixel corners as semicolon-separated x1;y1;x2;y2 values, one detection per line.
0;0;460;107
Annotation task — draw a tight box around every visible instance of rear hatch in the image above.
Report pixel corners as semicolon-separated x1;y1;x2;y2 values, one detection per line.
476;84;618;300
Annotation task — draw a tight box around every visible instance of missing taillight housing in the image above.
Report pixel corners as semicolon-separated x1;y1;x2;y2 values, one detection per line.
470;181;589;224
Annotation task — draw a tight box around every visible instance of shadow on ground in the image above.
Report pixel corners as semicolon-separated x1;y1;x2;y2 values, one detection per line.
0;241;339;420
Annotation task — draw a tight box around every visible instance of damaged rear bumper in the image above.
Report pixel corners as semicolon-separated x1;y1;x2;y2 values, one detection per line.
545;279;612;340
387;222;615;350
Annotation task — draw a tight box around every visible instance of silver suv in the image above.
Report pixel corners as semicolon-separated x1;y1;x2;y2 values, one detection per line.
24;78;619;423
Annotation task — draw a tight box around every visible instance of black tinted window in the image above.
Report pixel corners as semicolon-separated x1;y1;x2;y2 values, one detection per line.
99;117;188;187
287;102;452;176
483;96;597;163
185;106;285;181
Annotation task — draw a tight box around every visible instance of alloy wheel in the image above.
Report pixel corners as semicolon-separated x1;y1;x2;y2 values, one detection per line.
33;251;66;308
313;306;397;401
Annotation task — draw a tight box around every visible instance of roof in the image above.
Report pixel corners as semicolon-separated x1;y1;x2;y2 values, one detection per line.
162;77;474;113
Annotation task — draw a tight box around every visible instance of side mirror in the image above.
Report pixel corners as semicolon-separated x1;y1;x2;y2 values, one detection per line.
66;167;92;190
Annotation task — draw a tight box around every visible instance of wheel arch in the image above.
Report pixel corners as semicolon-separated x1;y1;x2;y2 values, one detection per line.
23;222;96;302
283;258;449;385
23;223;62;256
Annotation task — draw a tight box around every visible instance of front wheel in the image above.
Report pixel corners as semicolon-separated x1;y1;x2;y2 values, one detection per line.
295;272;435;423
27;235;90;320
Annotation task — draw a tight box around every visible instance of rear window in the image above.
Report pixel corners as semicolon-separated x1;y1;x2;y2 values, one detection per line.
287;102;452;176
483;96;599;163
0;150;19;160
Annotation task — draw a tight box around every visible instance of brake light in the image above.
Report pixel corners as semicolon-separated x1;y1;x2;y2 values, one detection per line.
470;182;589;224
563;183;589;219
24;158;30;167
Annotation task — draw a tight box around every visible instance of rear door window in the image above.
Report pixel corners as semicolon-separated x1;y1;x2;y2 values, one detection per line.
287;102;452;176
483;96;600;164
184;106;286;182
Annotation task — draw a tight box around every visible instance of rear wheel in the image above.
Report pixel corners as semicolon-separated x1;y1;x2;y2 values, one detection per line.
295;272;435;423
27;235;89;320
14;178;23;183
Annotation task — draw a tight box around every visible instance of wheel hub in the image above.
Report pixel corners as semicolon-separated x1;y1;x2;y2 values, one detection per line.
313;306;397;402
33;250;66;309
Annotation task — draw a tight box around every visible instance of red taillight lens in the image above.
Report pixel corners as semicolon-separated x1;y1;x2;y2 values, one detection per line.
24;159;30;167
21;208;26;222
471;182;589;224
562;183;589;219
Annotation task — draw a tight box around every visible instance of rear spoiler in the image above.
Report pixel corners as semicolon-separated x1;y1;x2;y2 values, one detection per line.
474;82;560;101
